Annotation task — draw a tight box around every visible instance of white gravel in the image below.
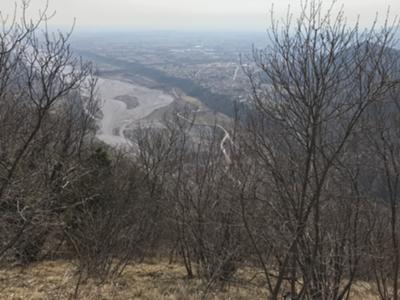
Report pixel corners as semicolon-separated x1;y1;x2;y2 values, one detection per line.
96;77;174;147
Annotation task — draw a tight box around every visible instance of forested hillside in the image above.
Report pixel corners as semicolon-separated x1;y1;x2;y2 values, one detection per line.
1;1;400;300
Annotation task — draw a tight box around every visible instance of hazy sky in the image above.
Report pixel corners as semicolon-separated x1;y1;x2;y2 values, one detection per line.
3;0;400;31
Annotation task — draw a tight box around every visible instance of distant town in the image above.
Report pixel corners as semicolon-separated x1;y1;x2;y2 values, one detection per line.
72;31;267;112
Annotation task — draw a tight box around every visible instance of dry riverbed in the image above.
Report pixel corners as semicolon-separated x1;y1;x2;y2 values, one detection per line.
96;77;174;147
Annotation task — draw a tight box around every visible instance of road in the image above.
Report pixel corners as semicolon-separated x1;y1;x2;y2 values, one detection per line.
173;89;233;164
233;65;240;81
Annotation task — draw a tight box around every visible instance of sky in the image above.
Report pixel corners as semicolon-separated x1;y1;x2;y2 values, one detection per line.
2;0;400;31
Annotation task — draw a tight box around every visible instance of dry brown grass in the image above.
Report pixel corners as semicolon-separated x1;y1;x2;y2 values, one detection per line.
0;260;380;300
0;260;266;300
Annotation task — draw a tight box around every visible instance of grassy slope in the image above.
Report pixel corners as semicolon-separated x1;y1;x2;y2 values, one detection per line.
0;260;379;299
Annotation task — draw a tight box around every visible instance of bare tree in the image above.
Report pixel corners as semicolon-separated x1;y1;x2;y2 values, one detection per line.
237;1;400;298
0;0;98;263
364;81;400;300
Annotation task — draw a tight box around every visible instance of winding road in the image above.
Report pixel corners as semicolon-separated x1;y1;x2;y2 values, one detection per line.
173;89;233;164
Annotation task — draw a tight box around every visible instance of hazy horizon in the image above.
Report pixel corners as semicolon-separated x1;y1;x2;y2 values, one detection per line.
3;0;400;32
